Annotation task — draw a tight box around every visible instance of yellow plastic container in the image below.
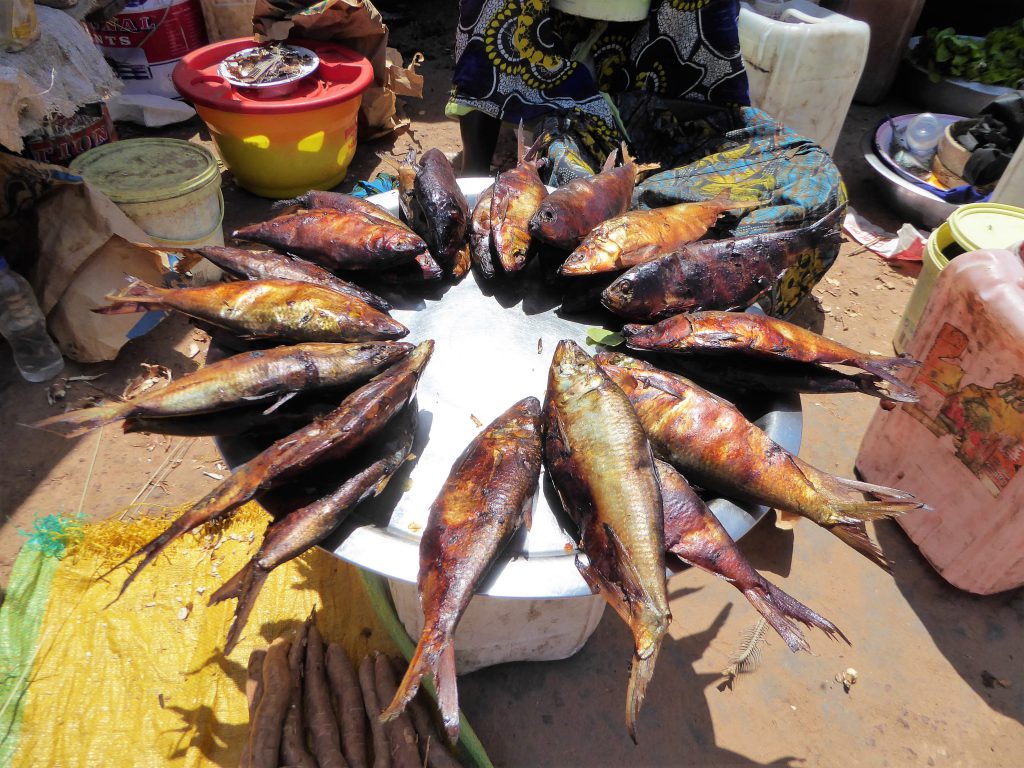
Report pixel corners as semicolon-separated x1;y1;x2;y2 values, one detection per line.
173;39;374;199
894;203;1024;352
193;97;361;198
69;138;225;282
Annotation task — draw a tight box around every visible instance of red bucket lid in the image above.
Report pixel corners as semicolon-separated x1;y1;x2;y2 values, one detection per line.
172;38;374;115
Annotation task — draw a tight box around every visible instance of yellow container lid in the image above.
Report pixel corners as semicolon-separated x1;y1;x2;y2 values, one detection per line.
948;202;1024;252
69;138;220;204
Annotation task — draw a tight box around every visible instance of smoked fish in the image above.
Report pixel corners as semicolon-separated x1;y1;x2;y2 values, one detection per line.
529;146;634;251
181;244;391;312
33;341;413;437
657;356;919;404
654;458;845;651
96;279;408;342
468;184;497;278
380;397;543;741
413;148;471;269
233;208;427;271
559;192;758;276
211;405;419;654
543;340;669;742
623;311;919;396
596;353;928;570
276;189;410;231
602;206;843;321
107;341;434;598
490;130;548;273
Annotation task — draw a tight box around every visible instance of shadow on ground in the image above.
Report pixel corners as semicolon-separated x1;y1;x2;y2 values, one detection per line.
874;521;1024;726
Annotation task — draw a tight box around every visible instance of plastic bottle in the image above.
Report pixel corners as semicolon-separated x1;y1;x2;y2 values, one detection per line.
0;0;40;52
0;257;64;382
904;112;943;162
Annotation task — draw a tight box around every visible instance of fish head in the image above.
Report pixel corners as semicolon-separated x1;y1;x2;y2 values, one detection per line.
592;350;636;369
547;340;606;404
528;199;579;250
622;316;691;350
491;396;543;441
382;226;429;258
601;274;634;310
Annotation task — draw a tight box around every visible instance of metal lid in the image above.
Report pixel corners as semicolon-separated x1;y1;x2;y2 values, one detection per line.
949;203;1024;252
68;138;220;204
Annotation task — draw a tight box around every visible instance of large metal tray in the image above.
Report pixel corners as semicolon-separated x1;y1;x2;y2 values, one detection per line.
218;178;802;599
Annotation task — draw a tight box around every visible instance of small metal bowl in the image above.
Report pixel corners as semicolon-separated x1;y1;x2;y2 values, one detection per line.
217;44;320;99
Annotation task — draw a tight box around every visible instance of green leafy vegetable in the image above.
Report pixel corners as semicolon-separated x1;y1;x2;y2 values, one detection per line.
911;22;1024;88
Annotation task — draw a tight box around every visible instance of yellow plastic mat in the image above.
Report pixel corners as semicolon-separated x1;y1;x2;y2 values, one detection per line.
6;503;399;768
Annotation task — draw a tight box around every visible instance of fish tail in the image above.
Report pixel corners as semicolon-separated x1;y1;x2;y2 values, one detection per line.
827;475;932;522
31;403;129;437
740;587;810;653
211;562;270;655
626;641;662;744
830;523;893;572
379;626;444;726
857;354;922;392
761;581;849;645
853;373;920;404
271;193;308;212
94;280;167;315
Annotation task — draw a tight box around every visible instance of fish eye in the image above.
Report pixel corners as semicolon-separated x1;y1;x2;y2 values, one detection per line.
540;209;554;221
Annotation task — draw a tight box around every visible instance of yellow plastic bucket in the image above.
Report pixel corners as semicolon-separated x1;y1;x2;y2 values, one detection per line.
173;39;374;199
894;203;1024;352
193;96;361;198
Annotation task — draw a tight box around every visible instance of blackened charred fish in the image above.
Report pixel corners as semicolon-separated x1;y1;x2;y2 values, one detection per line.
469;184;497;278
33;341;413;437
181;244;391;312
623;311;920;399
602;206;843;321
210;405;419;654
596;353;928;571
543;340;669;742
414;148;470;270
106;342;433;599
529;146;636;251
233;208;427;271
380;397;543;741
95;279;408;342
655;458;846;651
559;192;759;276
490;129;548;273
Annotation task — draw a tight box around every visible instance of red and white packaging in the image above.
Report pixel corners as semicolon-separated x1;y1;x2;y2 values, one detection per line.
89;0;209;99
23;104;118;166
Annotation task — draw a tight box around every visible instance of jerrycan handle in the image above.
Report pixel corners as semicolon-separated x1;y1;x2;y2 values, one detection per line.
779;7;828;24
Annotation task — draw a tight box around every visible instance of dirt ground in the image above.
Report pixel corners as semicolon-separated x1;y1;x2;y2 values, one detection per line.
2;5;1022;766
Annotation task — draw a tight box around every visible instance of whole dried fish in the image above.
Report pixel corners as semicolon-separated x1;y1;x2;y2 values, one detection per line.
122;400;333;438
182;244;391;312
596;353;929;570
543;340;669;742
95;279;408;342
33;342;412;437
655;458;846;651
211;405;419;654
559;192;759;276
490;129;548;273
602;206;843;321
413;148;471;271
381;397;543;741
529;146;635;251
623;311;919;398
657;356;919;404
469;183;497;278
106;341;433;599
233;208;427;271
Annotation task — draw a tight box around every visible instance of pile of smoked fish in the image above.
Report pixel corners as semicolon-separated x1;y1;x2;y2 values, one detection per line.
36;139;930;749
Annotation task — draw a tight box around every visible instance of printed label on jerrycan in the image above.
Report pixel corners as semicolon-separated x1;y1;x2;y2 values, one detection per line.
89;0;208;99
903;321;1024;496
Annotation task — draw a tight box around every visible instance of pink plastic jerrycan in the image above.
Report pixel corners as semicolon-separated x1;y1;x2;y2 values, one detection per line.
856;245;1024;594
